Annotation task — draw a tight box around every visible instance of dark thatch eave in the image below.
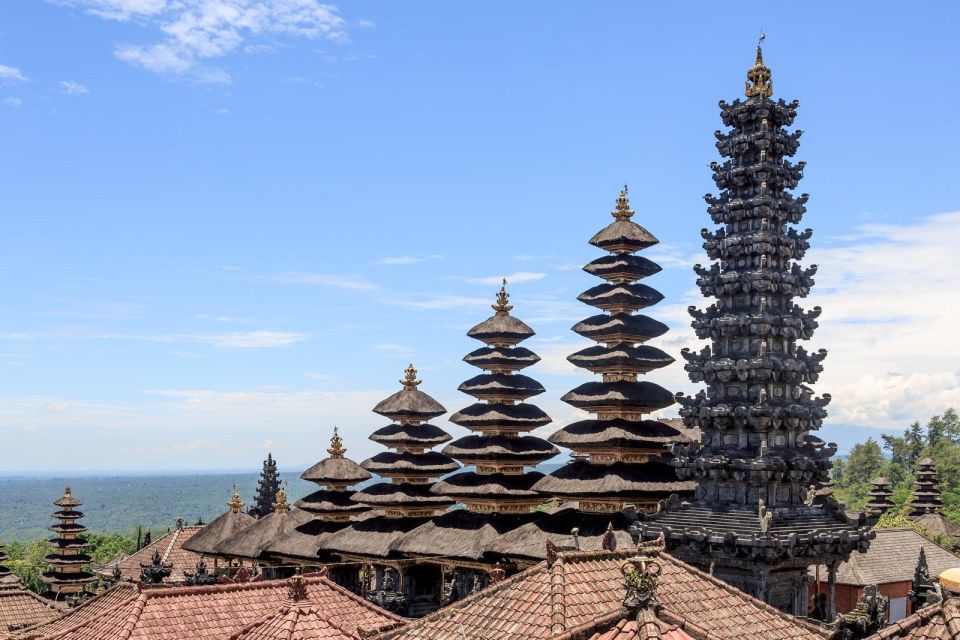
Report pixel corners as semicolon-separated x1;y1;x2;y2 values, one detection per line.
433;471;545;498
321;514;433;558
295;488;371;515
548;418;689;449
442;434;558;462
490;507;637;561
532;459;694;497
588;219;659;252
181;510;257;555
457;373;545;401
466;314;535;345
450;402;551;429
369;422;453;447
583;253;662;282
264;513;375;561
463;346;540;371
215;509;312;560
567;344;674;374
351;481;455;507
577;282;664;312
299;456;371;484
360;451;460;475
392;510;540;561
572;312;669;343
561;380;676;413
372;387;445;422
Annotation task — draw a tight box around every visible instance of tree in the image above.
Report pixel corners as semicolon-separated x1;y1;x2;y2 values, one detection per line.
844;438;885;487
251;453;281;518
882;422;925;484
928;409;960;449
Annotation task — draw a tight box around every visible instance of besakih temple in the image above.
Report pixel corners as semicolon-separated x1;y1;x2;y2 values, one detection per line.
865;477;896;517
39;487;95;600
181;486;257;561
635;43;873;616
908;459;960;540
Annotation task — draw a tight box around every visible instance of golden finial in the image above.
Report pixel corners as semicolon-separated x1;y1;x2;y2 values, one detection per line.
228;484;245;514
273;483;290;514
327;426;346;458
401;363;421;388
745;33;773;98
612;185;634;221
63;486;72;498
492;278;513;315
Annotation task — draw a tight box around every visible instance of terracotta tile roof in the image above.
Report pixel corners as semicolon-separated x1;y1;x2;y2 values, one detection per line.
19;575;402;640
813;528;960;587
377;547;829;640
15;583;138;639
100;527;203;584
230;596;405;639
863;597;960;640
0;586;60;635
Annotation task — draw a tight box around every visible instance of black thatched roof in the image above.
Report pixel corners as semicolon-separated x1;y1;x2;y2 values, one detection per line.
532;460;693;497
392;510;539;561
588;219;659;253
561;380;675;413
321;514;433;558
577;282;664;312
351;481;455;508
450;402;551;430
373;387;445;423
368;422;452;447
583;253;662;282
463;346;539;372
442;434;558;463
360;451;459;476
567;344;674;374
182;510;257;555
548;418;689;449
295;488;370;516
466;314;535;346
572;312;669;343
432;471;545;498
457;373;545;402
490;507;637;561
300;456;371;485
215;509;312;560
264;516;357;561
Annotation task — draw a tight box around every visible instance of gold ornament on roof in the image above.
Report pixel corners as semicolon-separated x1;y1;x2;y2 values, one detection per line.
492;278;513;315
327;426;346;458
613;185;634;221
273;483;290;514
228;484;245;514
745;34;773;98
401;363;421;388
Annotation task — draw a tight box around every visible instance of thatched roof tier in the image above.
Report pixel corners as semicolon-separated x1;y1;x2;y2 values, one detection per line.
295;488;370;516
264;516;357;561
490;506;637;561
450;402;551;430
548;418;688;450
457;373;544;402
360;451;459;476
321;514;433;558
583;253;662;283
215;509;313;561
442;434;558;463
463;346;539;372
572;312;669;344
369;422;452;447
589;219;659;254
53;489;83;509
561;380;676;413
182;509;256;556
433;471;545;498
350;482;455;509
393;509;540;562
532;460;694;498
300;456;371;486
577;282;664;312
372;385;446;424
567;344;674;375
466;314;535;346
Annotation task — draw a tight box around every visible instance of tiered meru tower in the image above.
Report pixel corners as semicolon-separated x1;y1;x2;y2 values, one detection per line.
298;428;372;522
41;487;95;599
908;458;944;516
352;365;459;517
436;282;557;512
534;189;694;513
637;45;872;616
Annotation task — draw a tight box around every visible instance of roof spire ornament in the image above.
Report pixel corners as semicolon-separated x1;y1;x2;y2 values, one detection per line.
492;278;513;315
228;484;245;514
327;426;346;458
745;33;773;99
612;185;634;221
272;482;290;514
400;363;422;388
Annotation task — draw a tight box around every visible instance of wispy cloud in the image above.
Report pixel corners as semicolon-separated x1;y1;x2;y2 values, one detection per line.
274;271;378;291
58;80;90;95
370;343;414;357
393;294;490;310
2;97;23;108
0;64;26;83
376;254;442;266
463;271;546;286
2;329;307;349
54;0;348;84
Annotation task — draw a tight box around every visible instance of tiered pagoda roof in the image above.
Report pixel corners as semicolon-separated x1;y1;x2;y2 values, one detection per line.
434;281;557;513
350;365;458;518
39;487;95;599
635;44;872;614
183;488;257;557
0;541;10;584
217;486;311;562
910;458;946;516
865;477;895;516
533;188;694;514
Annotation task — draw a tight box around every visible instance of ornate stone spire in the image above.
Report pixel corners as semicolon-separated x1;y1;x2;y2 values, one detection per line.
745;36;773;98
327;427;346;458
492;278;513;315
401;363;422;388
228;485;245;514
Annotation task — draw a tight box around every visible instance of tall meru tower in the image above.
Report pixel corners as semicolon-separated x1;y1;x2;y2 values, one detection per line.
636;44;873;617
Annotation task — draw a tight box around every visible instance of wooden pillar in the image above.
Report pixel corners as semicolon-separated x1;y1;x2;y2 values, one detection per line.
827;562;838;622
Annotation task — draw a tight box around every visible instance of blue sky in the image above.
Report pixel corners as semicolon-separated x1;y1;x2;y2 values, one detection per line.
0;1;958;474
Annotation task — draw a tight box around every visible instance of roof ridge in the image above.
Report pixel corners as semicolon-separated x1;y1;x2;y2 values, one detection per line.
161;528;181;564
550;552;567;635
311;575;407;623
119;592;148;640
557;548;637;563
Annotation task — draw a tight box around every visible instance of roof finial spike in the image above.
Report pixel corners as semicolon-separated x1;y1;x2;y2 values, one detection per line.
745;33;773;98
228;483;245;514
613;185;634;221
327;426;346;458
401;363;422;388
492;278;513;315
273;481;290;514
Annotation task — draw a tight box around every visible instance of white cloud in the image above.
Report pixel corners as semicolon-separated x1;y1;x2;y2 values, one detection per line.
2;97;22;108
275;271;378;291
463;271;546;286
2;329;307;349
58;80;90;95
370;343;414;357
356;18;375;28
393;294;490;310
0;64;26;83
54;0;347;84
377;254;442;266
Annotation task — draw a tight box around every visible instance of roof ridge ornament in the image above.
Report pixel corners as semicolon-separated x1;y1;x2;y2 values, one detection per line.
228;484;245;514
327;426;346;458
612;185;634;221
272;482;290;514
400;363;421;388
492;278;513;315
745;33;773;98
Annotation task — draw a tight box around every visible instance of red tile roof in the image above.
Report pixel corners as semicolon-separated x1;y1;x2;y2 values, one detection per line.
0;585;61;635
17;575;402;640
100;527;203;584
15;583;138;639
378;547;830;640
864;597;960;640
231;598;405;639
